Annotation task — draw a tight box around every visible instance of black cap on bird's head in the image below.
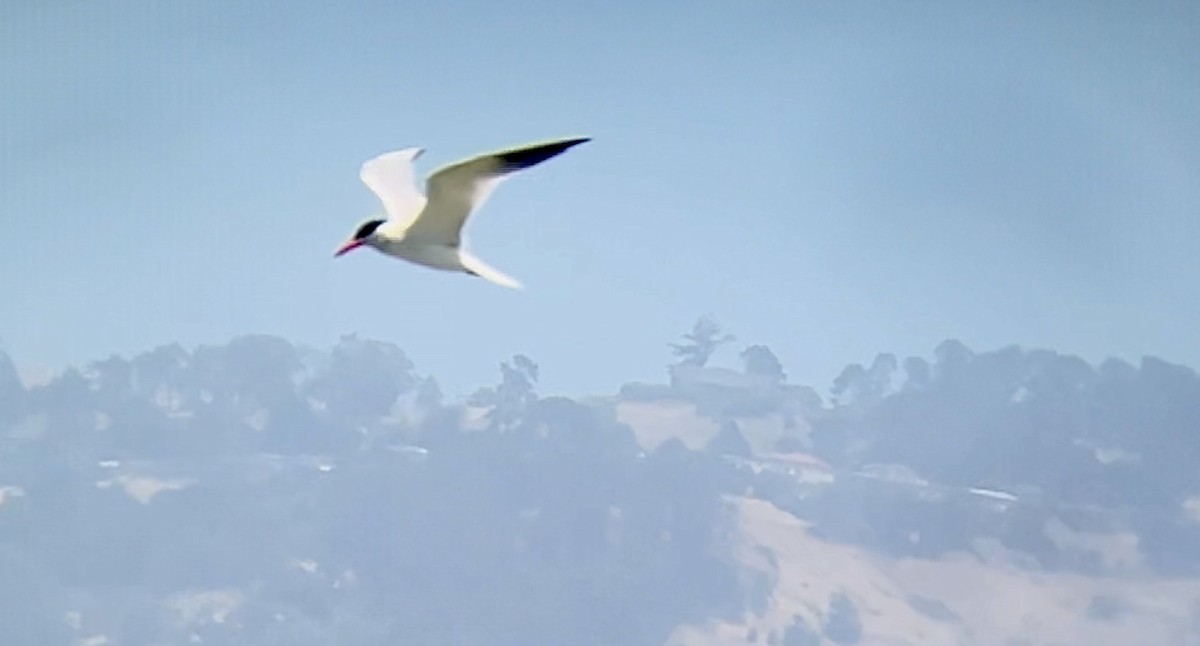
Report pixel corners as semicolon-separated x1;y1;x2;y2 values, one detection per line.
334;218;385;257
353;219;385;239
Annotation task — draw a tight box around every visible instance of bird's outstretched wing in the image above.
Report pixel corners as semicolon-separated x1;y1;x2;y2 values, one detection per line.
401;137;590;246
359;147;428;227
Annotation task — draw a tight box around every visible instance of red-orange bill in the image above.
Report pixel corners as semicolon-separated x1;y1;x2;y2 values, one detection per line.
334;239;364;257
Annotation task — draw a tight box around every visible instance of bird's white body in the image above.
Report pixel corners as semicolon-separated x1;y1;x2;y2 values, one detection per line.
336;137;590;289
378;239;465;272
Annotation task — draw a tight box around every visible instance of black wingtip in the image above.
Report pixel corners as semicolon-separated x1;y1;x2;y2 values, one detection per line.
497;137;591;172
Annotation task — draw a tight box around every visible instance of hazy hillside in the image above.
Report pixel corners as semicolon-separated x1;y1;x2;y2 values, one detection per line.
2;321;1199;645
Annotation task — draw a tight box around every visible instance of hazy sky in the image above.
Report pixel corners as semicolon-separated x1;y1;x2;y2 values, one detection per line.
2;0;1197;399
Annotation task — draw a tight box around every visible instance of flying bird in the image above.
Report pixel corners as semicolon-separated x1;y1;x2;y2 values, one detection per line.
335;136;591;289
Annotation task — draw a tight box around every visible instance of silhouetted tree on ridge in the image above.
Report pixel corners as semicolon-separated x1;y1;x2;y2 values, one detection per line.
741;345;786;383
669;315;735;368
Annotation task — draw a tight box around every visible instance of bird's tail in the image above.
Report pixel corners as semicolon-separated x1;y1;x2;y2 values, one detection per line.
460;252;523;289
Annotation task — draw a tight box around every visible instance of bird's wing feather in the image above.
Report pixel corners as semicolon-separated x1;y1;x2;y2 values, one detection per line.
461;251;523;289
359;147;428;227
402;156;505;246
401;137;590;246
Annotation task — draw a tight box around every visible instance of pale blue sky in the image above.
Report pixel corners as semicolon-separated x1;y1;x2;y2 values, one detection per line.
2;1;1198;399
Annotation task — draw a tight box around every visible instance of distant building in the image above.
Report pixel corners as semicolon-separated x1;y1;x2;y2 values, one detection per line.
669;364;778;392
752;451;835;485
856;462;929;488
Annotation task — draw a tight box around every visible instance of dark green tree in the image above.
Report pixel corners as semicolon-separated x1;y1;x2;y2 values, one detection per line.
708;419;752;458
823;592;862;644
741;345;786;383
305;334;416;422
0;351;24;426
782;614;821;646
470;354;540;431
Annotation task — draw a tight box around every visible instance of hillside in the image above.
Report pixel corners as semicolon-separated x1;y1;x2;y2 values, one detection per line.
1;330;1199;645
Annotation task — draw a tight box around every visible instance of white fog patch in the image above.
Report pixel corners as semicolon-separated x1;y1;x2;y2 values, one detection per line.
0;485;26;508
1183;496;1200;524
166;588;244;627
968;487;1018;502
63;611;83;630
290;558;319;574
244;408;270;431
96;474;193;504
1073;438;1140;465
